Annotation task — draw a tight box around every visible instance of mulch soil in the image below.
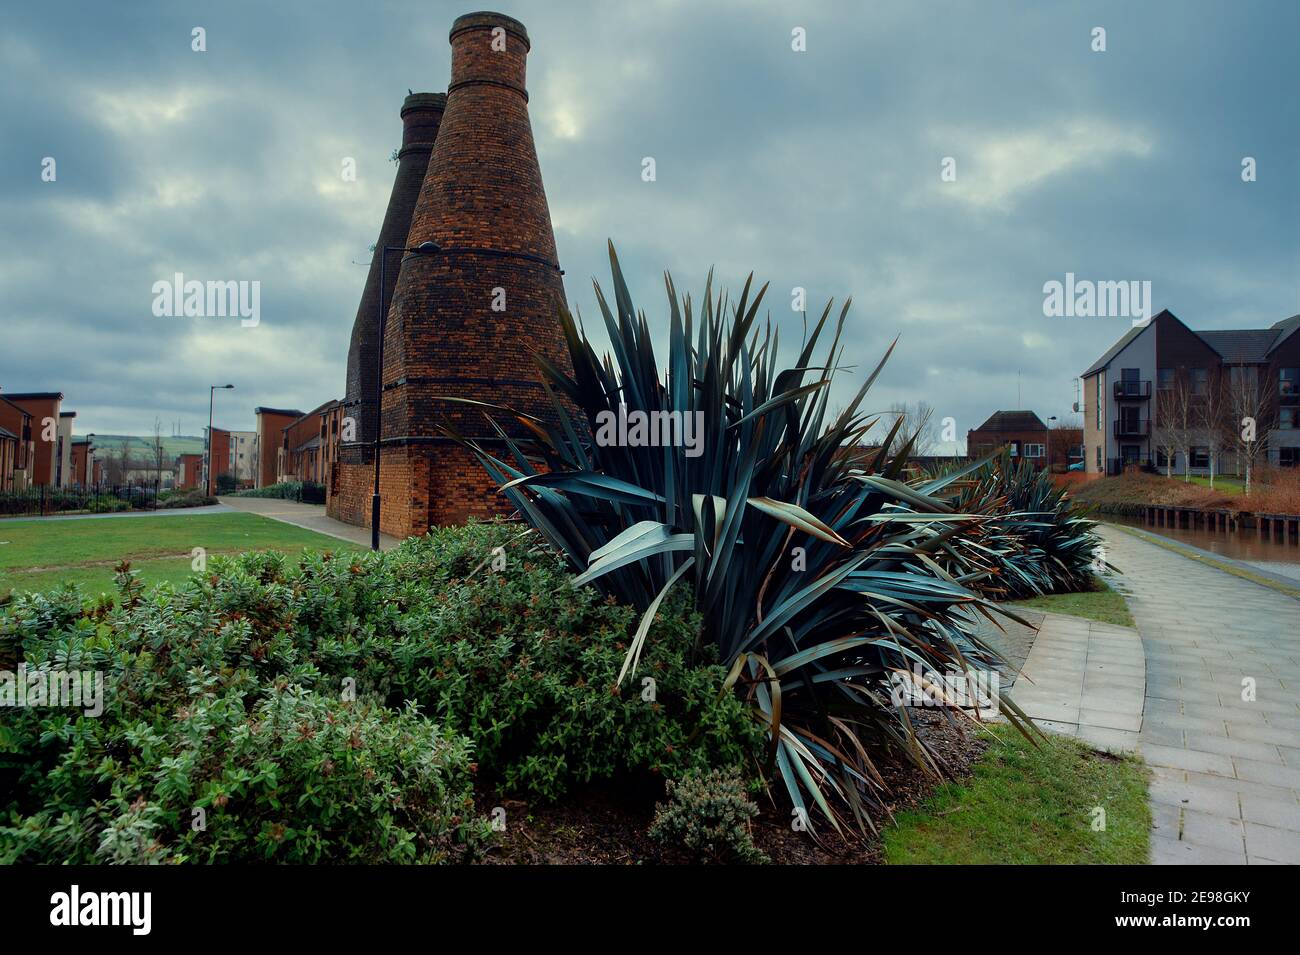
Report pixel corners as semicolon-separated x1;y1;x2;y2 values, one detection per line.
476;709;991;864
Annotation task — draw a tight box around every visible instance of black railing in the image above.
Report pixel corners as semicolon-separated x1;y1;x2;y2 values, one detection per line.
0;480;178;518
1114;380;1151;399
1113;419;1151;436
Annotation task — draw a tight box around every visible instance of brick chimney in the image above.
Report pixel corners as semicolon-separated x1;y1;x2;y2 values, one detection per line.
341;91;446;457
330;92;444;528
378;12;574;533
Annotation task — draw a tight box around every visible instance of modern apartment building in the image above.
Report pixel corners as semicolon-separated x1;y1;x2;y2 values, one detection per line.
1081;310;1300;475
227;430;256;483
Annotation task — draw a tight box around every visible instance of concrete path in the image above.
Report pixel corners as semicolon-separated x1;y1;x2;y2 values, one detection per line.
1009;611;1146;751
219;496;401;551
1100;526;1300;864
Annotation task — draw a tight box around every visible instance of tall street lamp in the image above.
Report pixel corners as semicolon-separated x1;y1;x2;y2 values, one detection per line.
207;384;234;496
85;433;95;490
372;241;439;550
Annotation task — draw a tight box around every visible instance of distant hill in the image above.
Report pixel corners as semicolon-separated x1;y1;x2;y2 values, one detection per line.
89;434;206;458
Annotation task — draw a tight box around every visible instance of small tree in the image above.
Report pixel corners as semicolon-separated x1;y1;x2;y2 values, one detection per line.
886;401;937;457
1167;368;1195;481
150;418;167;491
1227;361;1274;495
1198;368;1229;488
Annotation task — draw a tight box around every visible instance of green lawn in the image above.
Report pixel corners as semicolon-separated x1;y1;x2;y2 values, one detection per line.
0;512;362;597
883;723;1150;864
1010;577;1135;628
1185;475;1245;495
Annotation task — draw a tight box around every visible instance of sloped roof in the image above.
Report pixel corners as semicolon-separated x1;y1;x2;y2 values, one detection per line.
1270;314;1300;352
971;410;1047;433
0;425;17;440
1081;318;1155;377
1199;329;1278;363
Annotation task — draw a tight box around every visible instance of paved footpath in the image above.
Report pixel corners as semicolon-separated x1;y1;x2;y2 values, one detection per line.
219;496;401;550
1099;526;1300;864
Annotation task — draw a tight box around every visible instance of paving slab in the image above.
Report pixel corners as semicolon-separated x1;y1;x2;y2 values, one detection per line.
1100;526;1300;865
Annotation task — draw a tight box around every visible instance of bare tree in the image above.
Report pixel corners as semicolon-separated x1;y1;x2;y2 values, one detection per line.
1167;368;1196;482
149;417;167;490
886;401;938;457
1152;384;1180;478
1226;361;1274;494
104;437;133;484
1197;368;1229;489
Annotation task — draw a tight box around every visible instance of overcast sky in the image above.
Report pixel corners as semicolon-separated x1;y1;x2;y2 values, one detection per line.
2;0;1296;449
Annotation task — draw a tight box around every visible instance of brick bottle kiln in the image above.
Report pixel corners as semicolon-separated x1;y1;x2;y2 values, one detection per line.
330;12;573;537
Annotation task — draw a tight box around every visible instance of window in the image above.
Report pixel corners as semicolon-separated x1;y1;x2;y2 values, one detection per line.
1157;368;1174;391
1008;441;1019;456
1229;365;1258;395
1281;368;1299;397
1279;448;1299;468
1095;446;1102;470
1190;447;1210;469
1191;368;1207;396
1281;407;1299;430
1096;377;1103;430
1156;447;1171;468
1024;443;1045;458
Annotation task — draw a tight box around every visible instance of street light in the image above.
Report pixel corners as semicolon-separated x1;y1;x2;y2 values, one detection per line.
371;241;440;550
207;384;234;496
1047;415;1057;473
85;433;95;490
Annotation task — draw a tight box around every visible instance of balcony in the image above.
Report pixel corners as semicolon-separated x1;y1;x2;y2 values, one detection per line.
1113;380;1151;399
1113;418;1150;437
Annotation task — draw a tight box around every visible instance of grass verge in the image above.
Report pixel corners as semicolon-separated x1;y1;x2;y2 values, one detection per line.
1010;576;1135;628
882;723;1150;864
0;512;362;596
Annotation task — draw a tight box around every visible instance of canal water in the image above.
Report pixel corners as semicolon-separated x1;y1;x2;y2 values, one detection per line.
1106;514;1300;583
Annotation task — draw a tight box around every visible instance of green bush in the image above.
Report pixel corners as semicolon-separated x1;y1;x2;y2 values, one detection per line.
231;481;323;502
0;522;760;865
649;767;767;864
217;522;761;799
0;577;490;864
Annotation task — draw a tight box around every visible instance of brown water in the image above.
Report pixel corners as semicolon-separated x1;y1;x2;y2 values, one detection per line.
1107;515;1300;583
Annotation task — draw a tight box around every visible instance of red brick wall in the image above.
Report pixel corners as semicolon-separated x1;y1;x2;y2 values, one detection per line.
7;396;58;485
967;427;1050;468
208;428;231;493
256;411;300;487
177;453;203;489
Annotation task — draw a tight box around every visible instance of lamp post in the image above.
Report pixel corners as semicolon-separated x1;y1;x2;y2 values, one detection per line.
207;384;234;496
85;433;95;492
371;241;439;550
1047;415;1057;473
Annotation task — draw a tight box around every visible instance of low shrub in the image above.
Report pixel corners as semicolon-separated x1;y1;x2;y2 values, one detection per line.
231;481;324;502
649;767;767;864
158;489;216;509
0;522;760;866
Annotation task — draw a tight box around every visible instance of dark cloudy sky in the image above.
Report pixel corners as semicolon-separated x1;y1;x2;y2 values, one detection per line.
2;0;1296;449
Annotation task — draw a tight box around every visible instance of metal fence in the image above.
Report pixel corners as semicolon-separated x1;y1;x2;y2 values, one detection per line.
0;480;173;518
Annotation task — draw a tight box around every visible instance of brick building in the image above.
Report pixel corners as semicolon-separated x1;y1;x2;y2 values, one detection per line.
205;427;232;493
254;407;303;488
0;395;33;491
967;411;1054;470
279;400;340;484
2;392;69;487
176;452;204;489
1081;310;1300;475
329;12;574;537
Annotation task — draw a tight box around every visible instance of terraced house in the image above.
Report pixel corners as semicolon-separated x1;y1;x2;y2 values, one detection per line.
1081;310;1300;475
